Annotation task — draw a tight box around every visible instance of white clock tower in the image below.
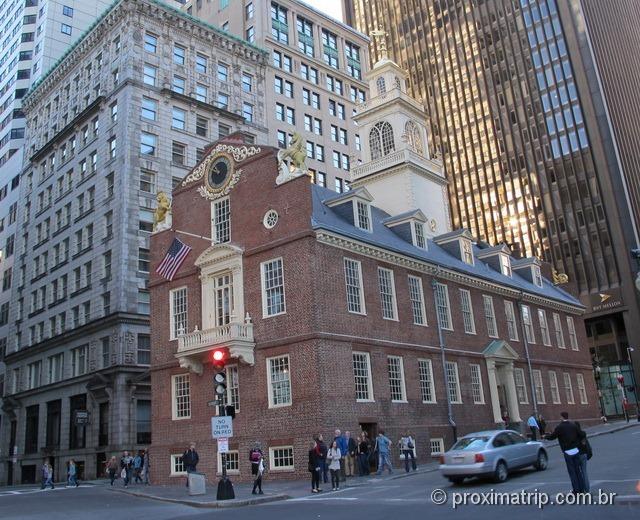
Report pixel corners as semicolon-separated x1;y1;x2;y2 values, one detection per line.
351;54;451;237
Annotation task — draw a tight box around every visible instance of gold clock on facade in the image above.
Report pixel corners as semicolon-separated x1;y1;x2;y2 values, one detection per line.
205;153;234;193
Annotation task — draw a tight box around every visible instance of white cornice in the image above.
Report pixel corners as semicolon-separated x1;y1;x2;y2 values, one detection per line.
315;230;584;315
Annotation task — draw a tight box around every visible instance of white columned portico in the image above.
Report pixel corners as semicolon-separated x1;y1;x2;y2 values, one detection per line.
502;364;522;423
485;359;503;424
483;340;521;426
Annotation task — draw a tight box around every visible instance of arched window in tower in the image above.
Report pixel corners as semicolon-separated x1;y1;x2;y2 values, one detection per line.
369;121;395;160
394;76;401;90
404;120;424;155
376;76;386;96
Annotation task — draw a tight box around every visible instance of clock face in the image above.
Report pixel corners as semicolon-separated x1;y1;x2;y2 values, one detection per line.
207;156;232;190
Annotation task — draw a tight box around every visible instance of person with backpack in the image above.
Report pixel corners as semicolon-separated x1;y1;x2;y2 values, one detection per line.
120;450;134;488
308;439;322;493
375;430;393;475
249;442;264;495
545;411;590;493
133;451;143;484
399;432;417;472
327;440;342;491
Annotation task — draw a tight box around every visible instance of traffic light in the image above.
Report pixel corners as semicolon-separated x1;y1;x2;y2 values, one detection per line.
212;348;228;398
212;348;227;370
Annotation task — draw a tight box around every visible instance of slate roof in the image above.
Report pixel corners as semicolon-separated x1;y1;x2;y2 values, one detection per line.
310;184;582;308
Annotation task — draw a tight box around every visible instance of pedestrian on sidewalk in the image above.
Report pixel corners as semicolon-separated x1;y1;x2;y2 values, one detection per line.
308;440;322;493
142;450;151;485
317;434;328;484
334;429;348;482
545;411;589;494
345;431;357;477
107;456;119;486
41;459;54;489
375;430;393;475
357;434;370;476
575;421;592;492
528;413;540;440
120;450;134;488
133;451;143;484
182;442;199;488
249;442;265;495
67;459;79;488
327;440;342;491
538;415;547;436
399;432;417;472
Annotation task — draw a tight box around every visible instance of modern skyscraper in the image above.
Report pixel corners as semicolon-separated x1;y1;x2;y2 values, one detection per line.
182;0;370;192
343;0;640;414
0;0;267;485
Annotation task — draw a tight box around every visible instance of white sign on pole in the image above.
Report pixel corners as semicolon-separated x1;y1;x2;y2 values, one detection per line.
211;416;233;438
218;437;229;454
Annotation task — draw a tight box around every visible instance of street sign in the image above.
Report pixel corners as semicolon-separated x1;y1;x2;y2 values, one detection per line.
218;437;229;454
75;410;90;425
211;416;233;439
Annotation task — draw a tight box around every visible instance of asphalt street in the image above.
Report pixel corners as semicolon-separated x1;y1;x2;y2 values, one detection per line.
1;426;639;520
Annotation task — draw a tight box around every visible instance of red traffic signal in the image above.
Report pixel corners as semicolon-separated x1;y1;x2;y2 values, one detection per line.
212;348;228;369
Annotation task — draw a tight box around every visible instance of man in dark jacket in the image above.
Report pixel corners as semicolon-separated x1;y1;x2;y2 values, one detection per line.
182;442;199;488
345;431;358;477
545;412;589;493
317;434;329;484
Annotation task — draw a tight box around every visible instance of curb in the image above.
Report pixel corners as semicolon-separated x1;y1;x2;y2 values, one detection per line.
544;422;640;449
108;487;290;508
614;495;640;506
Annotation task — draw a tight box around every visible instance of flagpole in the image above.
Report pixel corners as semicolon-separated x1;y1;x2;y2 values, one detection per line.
174;229;213;242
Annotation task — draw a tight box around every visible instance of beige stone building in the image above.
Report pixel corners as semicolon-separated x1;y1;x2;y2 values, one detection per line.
183;0;369;192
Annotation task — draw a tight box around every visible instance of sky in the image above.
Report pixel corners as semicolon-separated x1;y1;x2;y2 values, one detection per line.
303;0;344;21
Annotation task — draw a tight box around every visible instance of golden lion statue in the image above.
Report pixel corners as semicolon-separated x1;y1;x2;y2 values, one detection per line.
552;269;569;285
153;191;172;231
278;132;308;172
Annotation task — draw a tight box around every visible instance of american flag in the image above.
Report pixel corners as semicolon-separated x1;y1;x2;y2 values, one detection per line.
156;238;192;281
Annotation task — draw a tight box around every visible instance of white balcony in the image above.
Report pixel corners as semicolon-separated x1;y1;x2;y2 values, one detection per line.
175;319;255;374
351;147;444;183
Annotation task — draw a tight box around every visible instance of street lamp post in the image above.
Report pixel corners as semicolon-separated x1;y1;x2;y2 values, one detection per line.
626;347;640;422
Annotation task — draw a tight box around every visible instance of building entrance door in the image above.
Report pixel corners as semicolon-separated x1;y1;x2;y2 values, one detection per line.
359;422;378;472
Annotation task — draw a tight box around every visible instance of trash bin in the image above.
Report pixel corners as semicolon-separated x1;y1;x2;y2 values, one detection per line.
187;472;206;496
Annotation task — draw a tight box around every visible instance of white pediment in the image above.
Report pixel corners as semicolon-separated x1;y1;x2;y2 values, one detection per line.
195;244;244;270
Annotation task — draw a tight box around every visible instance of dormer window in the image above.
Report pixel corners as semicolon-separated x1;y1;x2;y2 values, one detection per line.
413;221;426;249
500;254;512;277
533;265;543;287
355;200;371;232
461;239;474;265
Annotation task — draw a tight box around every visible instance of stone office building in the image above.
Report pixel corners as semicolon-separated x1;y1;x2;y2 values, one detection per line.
0;0;267;485
149;56;597;484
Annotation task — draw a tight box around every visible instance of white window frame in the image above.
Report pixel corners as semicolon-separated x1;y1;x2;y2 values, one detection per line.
378;267;398;320
429;438;445;457
567;316;578;350
460;239;474;265
261;257;286;318
353;351;374;402
418;358;436;403
538;309;552;346
576;373;588;404
170;454;186;476
470;364;485;404
211;197;230;244
563;372;575;404
504;300;519;341
500;254;512;277
387;355;407;402
344;258;366;315
217;450;240;475
483;295;498;338
549;370;561;404
353;200;372;232
514;367;529;404
221;364;239;412
169;287;188;340
412;221;426;249
408;275;427;326
434;282;453;331
266;355;292;408
532;369;546;404
171;373;191;420
553;313;566;348
533;265;543;287
522;305;536;344
268;446;295;472
445;361;462;404
459;289;476;334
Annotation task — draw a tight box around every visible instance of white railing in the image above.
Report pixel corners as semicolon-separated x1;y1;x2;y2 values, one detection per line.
177;322;254;353
351;148;443;181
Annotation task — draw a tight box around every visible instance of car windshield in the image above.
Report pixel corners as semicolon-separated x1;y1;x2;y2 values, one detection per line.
451;436;490;451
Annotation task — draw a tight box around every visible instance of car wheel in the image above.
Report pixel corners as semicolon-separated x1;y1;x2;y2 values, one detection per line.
448;477;465;485
494;461;508;483
535;450;548;471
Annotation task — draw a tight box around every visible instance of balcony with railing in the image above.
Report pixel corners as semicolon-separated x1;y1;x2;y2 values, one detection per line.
351;147;444;183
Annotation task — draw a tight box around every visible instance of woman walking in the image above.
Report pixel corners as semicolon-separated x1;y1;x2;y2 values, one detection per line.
308;439;322;493
249;442;265;495
327;440;342;491
107;456;119;486
67;459;79;487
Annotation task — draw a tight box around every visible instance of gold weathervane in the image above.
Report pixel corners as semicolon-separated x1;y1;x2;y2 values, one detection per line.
552;269;569;285
370;27;388;59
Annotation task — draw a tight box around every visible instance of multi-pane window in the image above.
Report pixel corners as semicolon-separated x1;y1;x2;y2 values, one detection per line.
297;17;314;56
459;289;475;334
196;53;208;73
172;142;186;165
322;29;339;68
430;438;445;456
378;268;397;320
353;352;373;401
212;198;230;244
270;2;289;44
267;355;291;407
269;446;294;470
172;107;186;130
172;374;190;419
71;345;88;377
144;32;157;53
173;44;185;65
261;258;286;317
553;313;565;348
522;305;536;343
169;287;188;339
483;295;498;338
173;75;185;94
408;275;427;326
141;97;157;120
243;102;254;122
140;132;157;155
538;309;551;346
143;64;157;86
137;334;151;365
171;454;186;475
500;254;512;277
27;361;41;389
576;373;588;404
344;258;365;314
563;372;575;404
217;63;229;81
48;353;64;383
387;356;406;402
461;239;474;265
344;41;361;79
433;282;452;330
549;371;561;404
217;450;240;474
355;201;371;231
242;73;252;93
514;367;528;404
504;301;519;341
567;317;578;350
532;369;545;404
445;361;461;403
470;364;485;404
418;359;436;403
221;365;239;411
413;221;426;249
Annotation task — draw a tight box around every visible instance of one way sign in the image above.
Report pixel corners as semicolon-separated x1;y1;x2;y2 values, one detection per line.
211;416;233;439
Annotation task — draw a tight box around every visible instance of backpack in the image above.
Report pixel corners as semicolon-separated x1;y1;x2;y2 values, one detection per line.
250;450;261;463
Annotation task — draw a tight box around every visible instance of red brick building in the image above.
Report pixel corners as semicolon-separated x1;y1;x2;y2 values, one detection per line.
149;59;599;485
